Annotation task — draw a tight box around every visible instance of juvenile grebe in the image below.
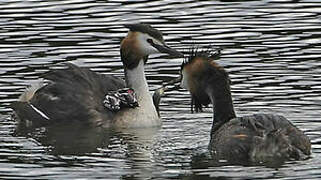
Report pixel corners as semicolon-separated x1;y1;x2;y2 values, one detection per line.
11;24;183;128
180;49;311;164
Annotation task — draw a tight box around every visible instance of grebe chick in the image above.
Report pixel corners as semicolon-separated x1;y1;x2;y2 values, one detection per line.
11;24;183;129
180;49;311;164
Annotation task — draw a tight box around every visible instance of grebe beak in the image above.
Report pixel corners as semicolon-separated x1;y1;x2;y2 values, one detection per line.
150;42;183;58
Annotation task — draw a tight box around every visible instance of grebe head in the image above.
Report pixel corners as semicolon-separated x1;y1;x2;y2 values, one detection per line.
121;24;182;69
180;48;229;106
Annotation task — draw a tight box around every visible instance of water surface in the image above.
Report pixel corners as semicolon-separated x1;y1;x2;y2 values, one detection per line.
1;0;321;179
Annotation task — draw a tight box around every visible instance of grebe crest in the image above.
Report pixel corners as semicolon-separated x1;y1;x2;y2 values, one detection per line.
180;47;225;112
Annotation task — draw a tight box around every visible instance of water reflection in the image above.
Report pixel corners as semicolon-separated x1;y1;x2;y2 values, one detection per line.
15;121;159;159
10;118;161;179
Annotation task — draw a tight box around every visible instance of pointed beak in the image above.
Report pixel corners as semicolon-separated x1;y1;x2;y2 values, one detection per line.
151;42;184;58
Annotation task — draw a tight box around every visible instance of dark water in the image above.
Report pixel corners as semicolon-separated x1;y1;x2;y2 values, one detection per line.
1;0;321;179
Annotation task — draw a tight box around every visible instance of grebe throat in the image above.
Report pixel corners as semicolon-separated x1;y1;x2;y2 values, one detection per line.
125;60;151;102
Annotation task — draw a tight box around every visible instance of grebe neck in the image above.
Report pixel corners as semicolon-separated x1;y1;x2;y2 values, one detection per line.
206;84;236;134
124;60;150;102
117;60;160;127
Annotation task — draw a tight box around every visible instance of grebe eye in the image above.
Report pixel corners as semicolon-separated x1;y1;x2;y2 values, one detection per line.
147;39;154;45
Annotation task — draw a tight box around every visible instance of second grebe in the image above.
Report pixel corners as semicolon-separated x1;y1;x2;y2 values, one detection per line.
11;24;183;128
180;49;311;164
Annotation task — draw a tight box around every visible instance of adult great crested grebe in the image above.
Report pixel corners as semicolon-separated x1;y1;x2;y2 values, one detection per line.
11;24;183;129
180;49;311;164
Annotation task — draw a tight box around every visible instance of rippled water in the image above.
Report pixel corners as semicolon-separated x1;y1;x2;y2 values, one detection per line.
1;0;321;179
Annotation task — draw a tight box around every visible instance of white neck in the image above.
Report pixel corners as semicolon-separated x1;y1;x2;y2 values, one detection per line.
115;60;160;128
125;60;150;102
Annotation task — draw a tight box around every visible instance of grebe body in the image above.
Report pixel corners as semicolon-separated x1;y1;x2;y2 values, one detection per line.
180;49;311;164
12;24;182;128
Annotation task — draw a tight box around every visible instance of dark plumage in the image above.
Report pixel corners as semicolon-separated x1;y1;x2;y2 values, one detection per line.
12;64;125;126
211;114;310;164
124;24;164;43
180;49;311;164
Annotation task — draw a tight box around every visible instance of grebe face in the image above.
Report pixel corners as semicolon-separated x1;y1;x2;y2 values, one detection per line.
121;24;183;69
125;23;183;58
136;32;164;56
144;35;183;57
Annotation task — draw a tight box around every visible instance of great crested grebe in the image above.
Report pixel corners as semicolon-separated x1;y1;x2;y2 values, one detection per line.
11;24;183;128
180;49;311;164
